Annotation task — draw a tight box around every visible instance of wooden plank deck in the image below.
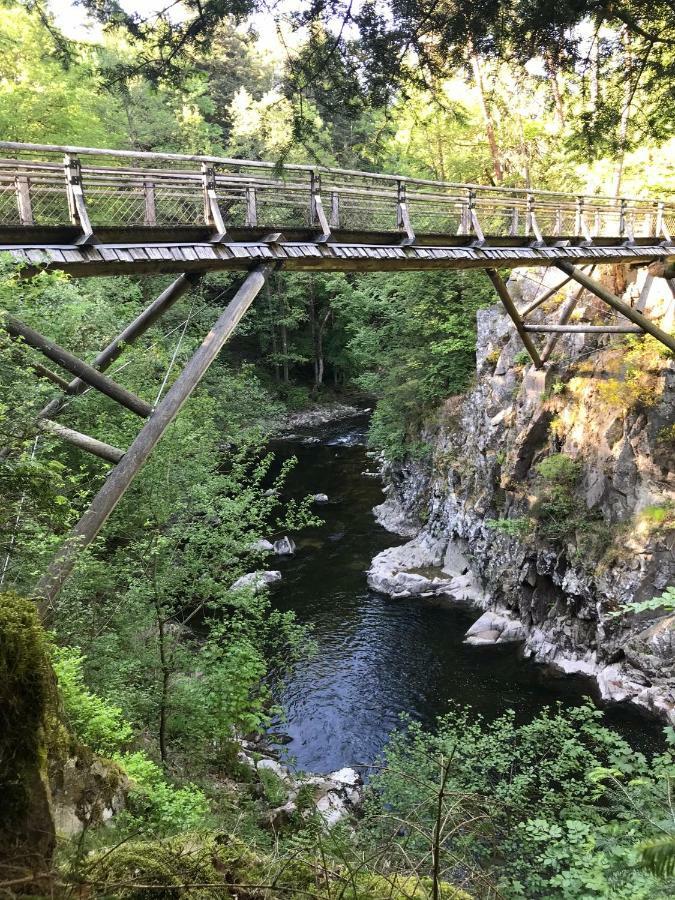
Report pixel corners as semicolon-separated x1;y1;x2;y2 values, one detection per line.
3;239;671;278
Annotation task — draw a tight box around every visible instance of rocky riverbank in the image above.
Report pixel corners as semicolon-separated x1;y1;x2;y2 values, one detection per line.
369;264;675;725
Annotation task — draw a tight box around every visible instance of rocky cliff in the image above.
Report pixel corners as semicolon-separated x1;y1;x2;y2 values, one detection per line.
369;264;675;724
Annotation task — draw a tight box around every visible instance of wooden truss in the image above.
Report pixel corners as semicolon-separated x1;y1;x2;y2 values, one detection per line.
1;265;273;613
486;263;675;368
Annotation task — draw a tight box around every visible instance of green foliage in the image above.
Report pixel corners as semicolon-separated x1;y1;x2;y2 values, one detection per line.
0;592;55;822
639;836;675;878
513;349;532;367
362;704;675;898
330;270;493;458
87;833;223;899
114;752;211;835
486;517;532;538
536;453;583;485
258;767;287;807
531;453;611;558
51;646;132;757
613;586;675;618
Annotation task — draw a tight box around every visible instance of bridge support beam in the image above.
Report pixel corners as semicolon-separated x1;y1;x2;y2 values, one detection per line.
485;268;543;368
555;262;675;355
4;315;153;417
40;272;202;420
35;263;273;614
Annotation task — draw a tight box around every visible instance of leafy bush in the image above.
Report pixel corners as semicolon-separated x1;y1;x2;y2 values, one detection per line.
613;586;675;618
114;752;211;835
52;646;132;757
362;704;675;899
486;516;532;538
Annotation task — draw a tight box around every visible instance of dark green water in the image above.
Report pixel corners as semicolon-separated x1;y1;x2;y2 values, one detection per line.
270;416;663;774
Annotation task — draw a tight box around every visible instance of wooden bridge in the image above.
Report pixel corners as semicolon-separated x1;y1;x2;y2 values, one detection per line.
0;141;672;606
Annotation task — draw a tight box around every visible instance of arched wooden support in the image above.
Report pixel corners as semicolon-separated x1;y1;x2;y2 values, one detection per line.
485;268;543;368
555;262;675;354
35;263;273;613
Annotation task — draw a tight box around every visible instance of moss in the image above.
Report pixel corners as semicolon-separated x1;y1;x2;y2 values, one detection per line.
350;873;472;898
86;833;230;899
0;591;58;873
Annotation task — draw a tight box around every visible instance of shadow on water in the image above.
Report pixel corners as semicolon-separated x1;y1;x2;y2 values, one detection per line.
269;415;664;774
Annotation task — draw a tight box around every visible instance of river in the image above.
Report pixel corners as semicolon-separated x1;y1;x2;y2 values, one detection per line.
270;414;662;774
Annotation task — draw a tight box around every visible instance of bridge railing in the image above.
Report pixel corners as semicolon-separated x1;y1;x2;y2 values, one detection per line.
0;141;672;244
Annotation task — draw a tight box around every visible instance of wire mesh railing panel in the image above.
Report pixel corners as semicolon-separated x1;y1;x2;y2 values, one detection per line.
408;198;463;234
0;144;672;244
0;178;20;225
29;178;70;226
84;184;147;226
152;183;203;226
255;187;312;228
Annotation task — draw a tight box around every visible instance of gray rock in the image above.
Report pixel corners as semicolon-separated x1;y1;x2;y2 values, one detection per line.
230;571;282;593
248;539;274;552
370;270;675;726
273;536;296;556
313;493;329;504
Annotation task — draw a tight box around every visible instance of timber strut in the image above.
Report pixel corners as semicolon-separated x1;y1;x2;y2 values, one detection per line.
0;140;671;608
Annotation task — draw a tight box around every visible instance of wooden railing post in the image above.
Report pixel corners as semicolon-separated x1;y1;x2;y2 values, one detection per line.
619;198;634;244
201;164;226;242
330;190;340;228
245;186;257;227
468;189;485;245
396;179;415;245
509;204;519;237
526;193;544;246
64;153;94;244
309;171;331;241
656;201;671;243
575;196;592;244
143;180;156;226
14;175;33;225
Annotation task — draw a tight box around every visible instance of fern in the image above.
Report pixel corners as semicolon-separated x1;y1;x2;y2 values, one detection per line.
639;835;675;877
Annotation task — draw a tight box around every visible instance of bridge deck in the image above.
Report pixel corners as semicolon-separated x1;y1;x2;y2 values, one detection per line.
5;235;671;278
0;141;671;277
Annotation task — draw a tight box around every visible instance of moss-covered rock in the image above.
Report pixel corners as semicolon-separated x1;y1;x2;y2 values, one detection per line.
0;591;56;878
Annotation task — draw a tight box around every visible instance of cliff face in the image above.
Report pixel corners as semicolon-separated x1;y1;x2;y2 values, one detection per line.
370;264;675;723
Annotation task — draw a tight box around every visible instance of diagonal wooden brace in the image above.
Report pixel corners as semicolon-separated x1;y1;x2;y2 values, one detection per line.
35;263;274;612
485;268;543;368
555;262;675;354
38;419;125;463
4;315;152;417
40;272;202;420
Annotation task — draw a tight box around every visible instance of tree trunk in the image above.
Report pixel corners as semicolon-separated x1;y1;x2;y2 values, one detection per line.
308;277;325;391
264;280;280;382
545;52;566;129
470;52;503;183
615;28;633;198
280;293;290;384
156;605;171;767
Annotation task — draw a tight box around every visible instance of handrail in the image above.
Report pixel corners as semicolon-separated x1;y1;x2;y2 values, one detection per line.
0;140;672;207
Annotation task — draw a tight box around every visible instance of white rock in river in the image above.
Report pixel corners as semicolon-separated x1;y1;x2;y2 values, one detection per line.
328;767;361;787
256;757;288;779
315;792;348;828
230;571;282;593
464;610;526;645
273;536;296;555
248;538;274;552
313;493;329;504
